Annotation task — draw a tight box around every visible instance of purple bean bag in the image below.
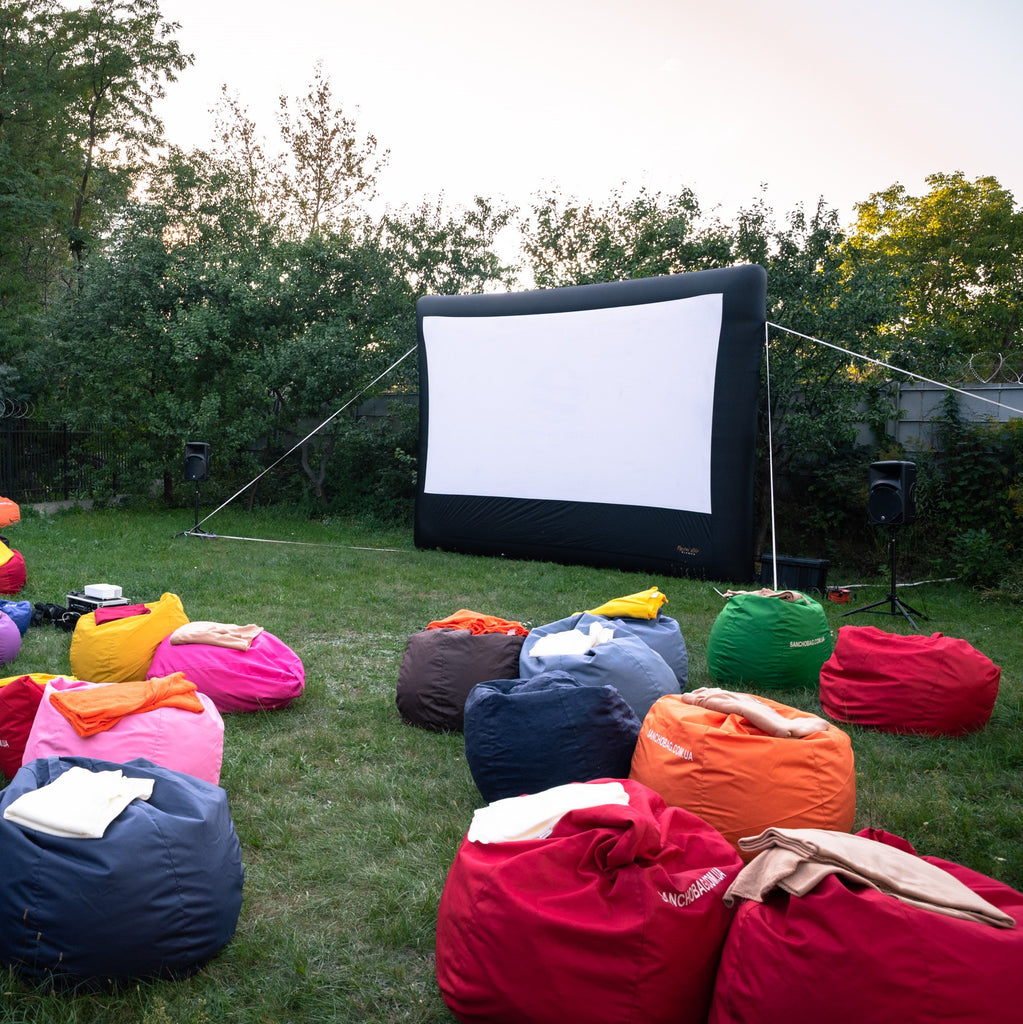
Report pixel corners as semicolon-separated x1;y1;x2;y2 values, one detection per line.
23;676;225;785
147;629;305;713
0;611;22;665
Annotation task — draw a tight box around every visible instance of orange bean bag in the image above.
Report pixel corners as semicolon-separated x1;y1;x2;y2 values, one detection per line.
630;693;856;859
69;593;189;683
0;497;19;528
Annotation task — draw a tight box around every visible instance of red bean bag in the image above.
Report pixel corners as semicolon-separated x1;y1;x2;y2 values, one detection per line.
708;828;1023;1024
436;778;743;1024
0;547;26;596
819;625;1000;736
147;628;305;713
0;675;48;779
630;693;856;859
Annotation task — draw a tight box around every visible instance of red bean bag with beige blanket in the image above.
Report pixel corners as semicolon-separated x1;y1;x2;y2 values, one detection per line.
708;827;1023;1024
819;625;1000;736
630;690;856;859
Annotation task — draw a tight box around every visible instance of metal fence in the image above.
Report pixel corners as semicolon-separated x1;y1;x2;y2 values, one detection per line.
0;421;128;503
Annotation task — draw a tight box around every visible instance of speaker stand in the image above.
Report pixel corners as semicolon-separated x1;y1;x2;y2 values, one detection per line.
842;527;927;630
175;482;216;538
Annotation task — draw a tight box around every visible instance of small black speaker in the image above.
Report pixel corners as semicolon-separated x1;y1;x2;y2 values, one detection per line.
184;441;210;483
867;460;916;526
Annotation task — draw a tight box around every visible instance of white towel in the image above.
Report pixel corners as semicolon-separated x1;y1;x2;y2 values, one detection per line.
528;621;615;657
3;766;154;839
467;781;630;844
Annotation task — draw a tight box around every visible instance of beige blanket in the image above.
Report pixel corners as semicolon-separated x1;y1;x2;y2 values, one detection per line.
726;827;1016;929
682;687;829;738
170;621;264;650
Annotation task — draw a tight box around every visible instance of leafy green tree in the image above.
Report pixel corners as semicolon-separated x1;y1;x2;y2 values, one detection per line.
276;62;388;236
520;186;733;288
1;0;189;413
733;198;899;556
844;172;1023;372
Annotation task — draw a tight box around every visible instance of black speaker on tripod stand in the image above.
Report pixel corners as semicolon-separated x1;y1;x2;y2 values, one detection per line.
867;460;916;527
844;460;927;629
182;442;211;535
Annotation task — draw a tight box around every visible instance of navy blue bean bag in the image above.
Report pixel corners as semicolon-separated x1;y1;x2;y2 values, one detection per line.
0;600;31;636
464;671;642;802
520;612;681;719
0;756;243;982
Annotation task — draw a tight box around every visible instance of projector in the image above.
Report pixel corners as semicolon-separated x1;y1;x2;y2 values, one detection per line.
66;590;130;613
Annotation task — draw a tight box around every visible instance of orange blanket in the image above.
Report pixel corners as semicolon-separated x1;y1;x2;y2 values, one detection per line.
426;609;528;636
47;673;205;737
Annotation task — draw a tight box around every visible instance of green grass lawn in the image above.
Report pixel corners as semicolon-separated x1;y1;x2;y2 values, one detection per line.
1;507;1020;1023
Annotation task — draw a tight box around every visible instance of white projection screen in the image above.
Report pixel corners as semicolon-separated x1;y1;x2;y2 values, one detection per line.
414;265;767;581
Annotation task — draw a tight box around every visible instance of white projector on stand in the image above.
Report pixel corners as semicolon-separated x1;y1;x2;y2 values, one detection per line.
66;583;130;614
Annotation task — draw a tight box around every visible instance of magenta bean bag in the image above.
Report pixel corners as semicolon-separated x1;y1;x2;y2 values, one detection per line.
22;676;225;785
0;611;21;665
147;630;305;713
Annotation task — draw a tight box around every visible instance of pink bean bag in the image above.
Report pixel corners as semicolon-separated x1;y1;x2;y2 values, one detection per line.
819;626;1000;736
70;592;189;683
708;828;1023;1024
147;629;305;713
22;676;225;785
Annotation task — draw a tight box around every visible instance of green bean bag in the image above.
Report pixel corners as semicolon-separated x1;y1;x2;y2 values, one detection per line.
707;591;832;690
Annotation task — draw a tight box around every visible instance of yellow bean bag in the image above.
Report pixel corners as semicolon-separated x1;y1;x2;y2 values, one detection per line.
70;593;189;683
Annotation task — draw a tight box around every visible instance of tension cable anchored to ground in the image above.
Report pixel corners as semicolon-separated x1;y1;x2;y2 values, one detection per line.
177;345;416;548
761;321;1023;596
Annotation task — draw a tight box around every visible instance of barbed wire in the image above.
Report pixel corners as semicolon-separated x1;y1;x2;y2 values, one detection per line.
0;398;33;419
956;353;1023;385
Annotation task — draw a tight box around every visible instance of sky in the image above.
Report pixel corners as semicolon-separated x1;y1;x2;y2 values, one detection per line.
147;0;1022;230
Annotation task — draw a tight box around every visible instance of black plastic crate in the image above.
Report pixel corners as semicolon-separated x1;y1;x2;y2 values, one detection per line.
759;553;830;593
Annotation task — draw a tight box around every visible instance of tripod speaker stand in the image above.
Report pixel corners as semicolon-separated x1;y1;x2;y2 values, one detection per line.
842;526;927;630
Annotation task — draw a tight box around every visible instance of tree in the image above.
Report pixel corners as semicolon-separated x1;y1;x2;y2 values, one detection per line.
1;0;190;414
844;172;1023;372
520;186;733;288
276;62;388;236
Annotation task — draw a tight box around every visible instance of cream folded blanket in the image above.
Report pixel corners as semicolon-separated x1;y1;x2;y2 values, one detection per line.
528;621;614;658
170;621;264;650
682;687;830;738
3;766;154;839
467;781;631;844
726;827;1016;929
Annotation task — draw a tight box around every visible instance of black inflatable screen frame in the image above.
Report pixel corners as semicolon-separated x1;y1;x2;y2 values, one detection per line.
414;264;766;581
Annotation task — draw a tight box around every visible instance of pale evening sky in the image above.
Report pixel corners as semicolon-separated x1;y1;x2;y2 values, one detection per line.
143;0;1022;230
